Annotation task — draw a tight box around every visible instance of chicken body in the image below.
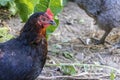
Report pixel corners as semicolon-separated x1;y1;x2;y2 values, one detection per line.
0;37;47;80
72;0;120;44
0;9;55;80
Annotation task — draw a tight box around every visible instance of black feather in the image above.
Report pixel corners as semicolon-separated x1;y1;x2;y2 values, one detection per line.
0;12;47;80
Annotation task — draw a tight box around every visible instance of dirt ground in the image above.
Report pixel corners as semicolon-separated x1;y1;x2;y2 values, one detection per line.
1;2;120;80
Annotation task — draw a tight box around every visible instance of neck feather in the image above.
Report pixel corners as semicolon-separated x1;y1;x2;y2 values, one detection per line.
18;22;46;45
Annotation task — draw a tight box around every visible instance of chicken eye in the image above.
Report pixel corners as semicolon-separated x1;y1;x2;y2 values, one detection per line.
40;15;48;22
42;18;46;21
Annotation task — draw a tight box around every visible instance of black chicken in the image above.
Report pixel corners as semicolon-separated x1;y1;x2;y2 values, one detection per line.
70;0;120;44
0;8;55;80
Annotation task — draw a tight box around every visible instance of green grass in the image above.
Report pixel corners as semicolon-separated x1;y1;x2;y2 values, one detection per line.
0;27;14;42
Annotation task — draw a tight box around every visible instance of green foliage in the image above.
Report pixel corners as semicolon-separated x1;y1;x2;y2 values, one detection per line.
16;3;30;22
49;0;62;16
46;18;59;38
63;52;74;60
0;0;16;15
0;0;13;6
34;0;49;12
62;0;68;6
61;65;76;75
110;71;115;80
15;0;39;22
9;1;17;15
0;27;14;42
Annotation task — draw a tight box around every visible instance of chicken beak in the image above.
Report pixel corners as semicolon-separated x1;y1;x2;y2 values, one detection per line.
49;20;56;25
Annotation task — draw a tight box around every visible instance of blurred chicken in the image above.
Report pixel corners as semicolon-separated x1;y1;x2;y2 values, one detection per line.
70;0;120;44
0;8;55;80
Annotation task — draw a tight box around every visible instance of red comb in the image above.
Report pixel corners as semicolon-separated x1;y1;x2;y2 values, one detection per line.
45;8;54;19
